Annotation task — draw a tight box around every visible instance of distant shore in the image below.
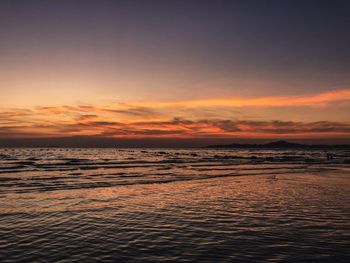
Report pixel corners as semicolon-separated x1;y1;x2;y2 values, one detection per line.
206;140;350;150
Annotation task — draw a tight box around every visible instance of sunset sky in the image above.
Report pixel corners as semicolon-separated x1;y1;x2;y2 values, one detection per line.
1;0;350;145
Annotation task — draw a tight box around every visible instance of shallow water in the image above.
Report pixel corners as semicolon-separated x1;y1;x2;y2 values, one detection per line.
1;148;350;262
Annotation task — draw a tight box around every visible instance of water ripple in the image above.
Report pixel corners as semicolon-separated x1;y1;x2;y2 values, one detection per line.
0;148;350;262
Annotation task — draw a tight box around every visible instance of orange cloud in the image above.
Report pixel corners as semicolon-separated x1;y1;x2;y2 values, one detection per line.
1;115;350;138
127;88;350;108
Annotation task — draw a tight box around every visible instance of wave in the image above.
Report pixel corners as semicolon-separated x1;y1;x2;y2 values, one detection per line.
0;167;335;194
0;148;349;195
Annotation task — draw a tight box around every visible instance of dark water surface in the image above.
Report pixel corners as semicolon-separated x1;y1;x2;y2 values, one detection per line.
1;148;350;262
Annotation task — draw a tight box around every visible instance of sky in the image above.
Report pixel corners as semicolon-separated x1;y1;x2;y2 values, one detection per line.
0;0;350;145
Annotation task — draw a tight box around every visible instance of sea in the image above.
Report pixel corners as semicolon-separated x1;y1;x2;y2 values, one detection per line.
1;148;350;262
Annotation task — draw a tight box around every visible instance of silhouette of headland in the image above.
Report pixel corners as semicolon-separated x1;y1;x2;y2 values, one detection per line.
206;140;350;149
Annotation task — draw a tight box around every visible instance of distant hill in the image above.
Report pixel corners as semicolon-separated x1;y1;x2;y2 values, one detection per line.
206;140;350;149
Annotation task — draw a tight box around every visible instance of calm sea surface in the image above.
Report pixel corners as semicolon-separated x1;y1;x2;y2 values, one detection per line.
1;148;350;262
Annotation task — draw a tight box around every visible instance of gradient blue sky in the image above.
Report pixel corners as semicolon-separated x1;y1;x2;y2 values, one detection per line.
0;0;350;142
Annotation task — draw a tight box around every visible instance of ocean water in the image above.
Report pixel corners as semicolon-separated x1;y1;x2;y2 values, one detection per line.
1;148;350;262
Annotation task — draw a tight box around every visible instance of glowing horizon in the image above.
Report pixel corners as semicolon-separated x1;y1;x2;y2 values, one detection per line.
1;88;350;139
